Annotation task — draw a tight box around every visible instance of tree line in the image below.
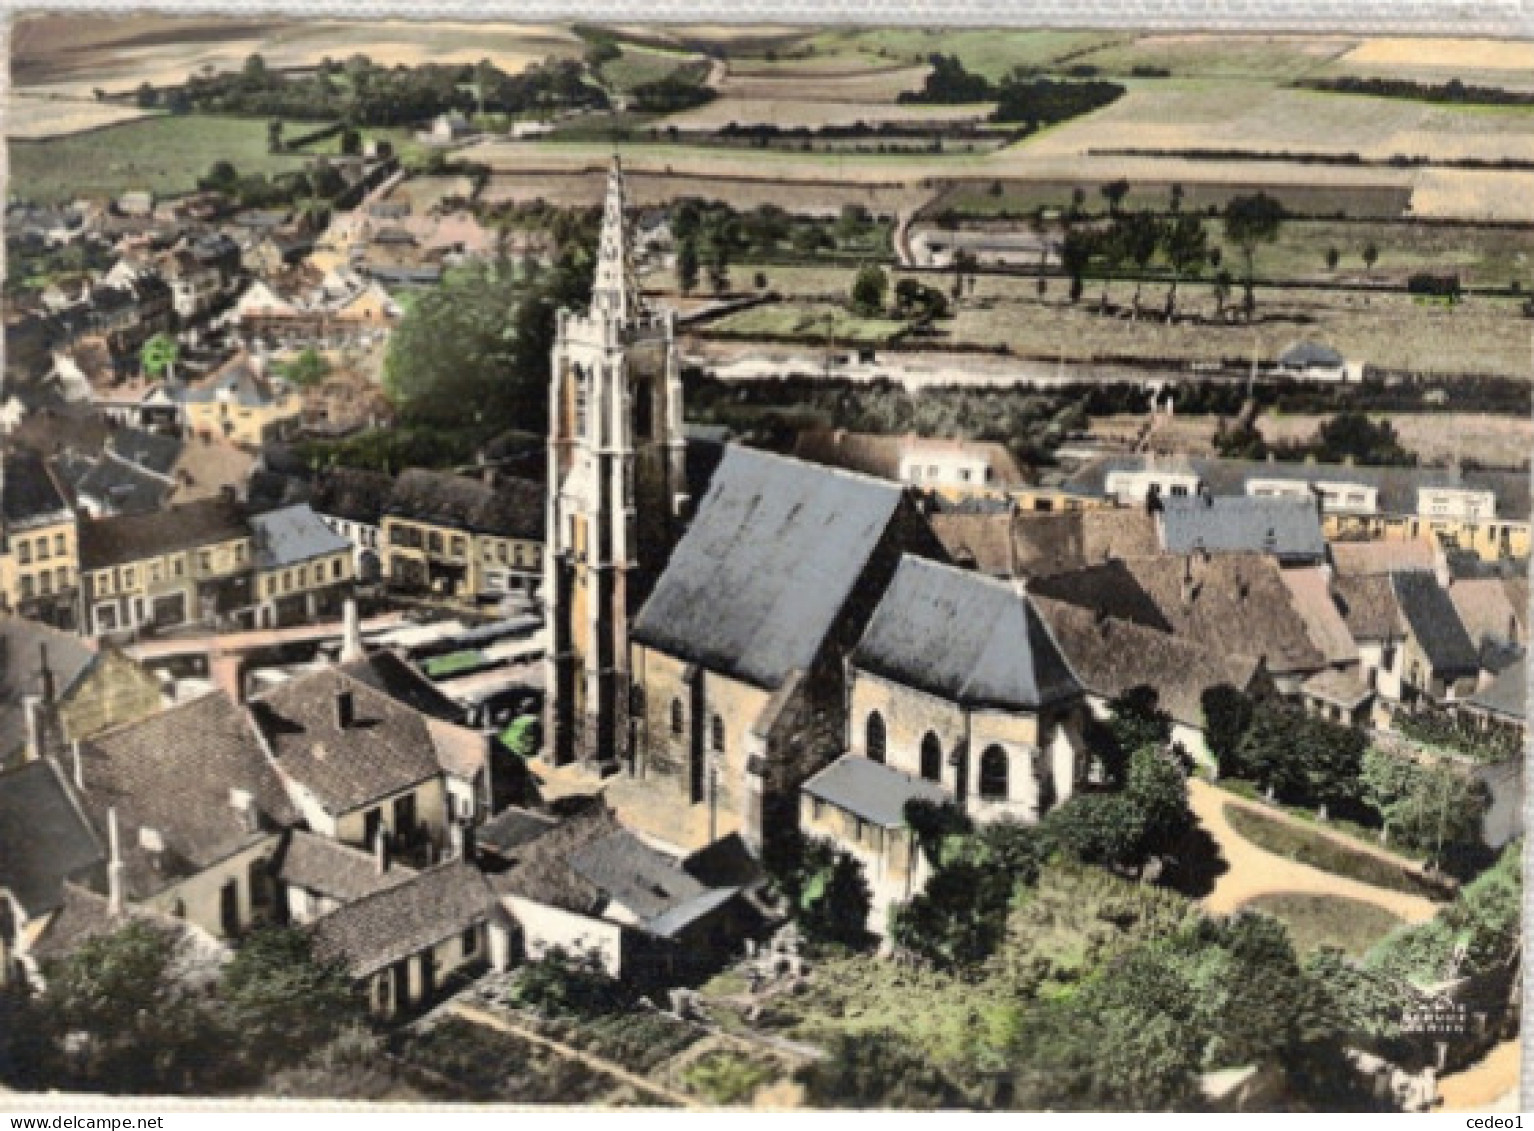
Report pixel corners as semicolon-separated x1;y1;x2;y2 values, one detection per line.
898;53;1126;126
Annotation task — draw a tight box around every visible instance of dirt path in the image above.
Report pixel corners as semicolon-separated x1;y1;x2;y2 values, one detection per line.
1437;1039;1522;1112
1187;779;1442;923
449;1001;699;1108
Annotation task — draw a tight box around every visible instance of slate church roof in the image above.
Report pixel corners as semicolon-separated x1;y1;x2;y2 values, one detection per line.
853;556;1080;712
633;447;906;688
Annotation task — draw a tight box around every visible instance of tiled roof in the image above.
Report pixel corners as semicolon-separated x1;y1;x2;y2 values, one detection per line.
310;468;394;526
273;829;417;903
249;503;351;570
475;806;558;860
1280;566;1360;666
385;470;544;540
1330;539;1440;577
309;859;501;977
26;881;228;971
1466;656;1526;721
1392;571;1480;677
853;556;1080;712
1450;578;1525;648
337;650;464;722
249;668;446;817
1033;598;1262;728
802;754;948;829
77;692;298;901
1332;574;1404;642
0;758;104;917
1300;668;1373;710
78;497;247;570
633;447;906;689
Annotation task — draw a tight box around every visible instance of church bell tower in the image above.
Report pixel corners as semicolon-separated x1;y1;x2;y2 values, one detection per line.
544;158;687;769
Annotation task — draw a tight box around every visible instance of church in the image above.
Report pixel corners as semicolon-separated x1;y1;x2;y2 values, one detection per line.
542;160;1070;856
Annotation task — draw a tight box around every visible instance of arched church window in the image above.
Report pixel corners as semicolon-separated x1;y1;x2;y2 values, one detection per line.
711;713;725;754
920;732;943;782
865;711;886;764
979;746;1009;800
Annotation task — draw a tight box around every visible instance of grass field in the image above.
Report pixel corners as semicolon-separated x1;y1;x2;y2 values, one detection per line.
707;301;907;344
1239;892;1405;956
803;28;1130;82
661;98;993;131
9;112;314;202
599;43;707;92
713;65;932;104
383;174;478;212
929;178;1415;220
1223;804;1444;899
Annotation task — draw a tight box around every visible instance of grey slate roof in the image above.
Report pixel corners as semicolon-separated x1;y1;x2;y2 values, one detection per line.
1159;495;1326;561
0;617;98;759
570;829;711;923
0;758;104;917
1467;656;1527;721
1280;341;1345;369
475;806;559;859
109;428;182;477
309;859;502;978
853;556;1080;712
1391;571;1480;677
633;447;906;689
73;452;172;515
249;669;447;816
249;503;352;570
802;754;948;828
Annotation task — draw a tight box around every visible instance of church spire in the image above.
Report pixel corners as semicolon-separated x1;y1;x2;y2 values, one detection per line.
591;156;642;323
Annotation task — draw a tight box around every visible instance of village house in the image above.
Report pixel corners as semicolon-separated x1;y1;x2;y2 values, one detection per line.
929;505;1159;580
1157;494;1327;566
77;496;253;637
382;469;545;604
487;804;750;981
310;467;394;582
248;503;355;628
71;691;298;939
0;615;162;771
1390;570;1481;704
626;446;946;853
272;828;418;926
1032;596;1269;770
310;858;511;1020
180;352;304;448
0;450;80;629
793;428;1030;496
247;669;482;862
1277;340;1360;384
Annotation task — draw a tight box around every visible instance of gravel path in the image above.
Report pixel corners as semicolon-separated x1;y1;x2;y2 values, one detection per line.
1188;779;1442;924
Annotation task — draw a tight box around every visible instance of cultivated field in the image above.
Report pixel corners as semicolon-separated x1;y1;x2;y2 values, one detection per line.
802;28;1130;82
712;64;932;104
660;97;993;130
480;169;928;217
708;301;907;344
5;93;160;140
1067;34;1359;79
599;44;706;92
8;113;314;203
929;178;1415;220
11;15;581;99
1322;37;1534;89
1018;80;1534;165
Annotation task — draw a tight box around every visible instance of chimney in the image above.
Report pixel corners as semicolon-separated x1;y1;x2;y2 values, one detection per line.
335;687;355;730
229;787;259;834
107;807;126;916
139;826;165;872
37;643;55;704
71;740;84;791
339;599;364;664
374;828;389;875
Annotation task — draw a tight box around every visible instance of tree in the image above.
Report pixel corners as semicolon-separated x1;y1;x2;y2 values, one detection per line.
835;203;873;244
339;127;362;156
1061;228;1093;303
675;236;700;296
1125;747;1192;857
218;927;362;1075
1362;241;1379;276
135;81;158;109
1201;684;1254;774
267;117;284;154
1235;703;1365;809
1223;192;1284;320
1161;213;1207;321
39;921;221;1094
850;264;889;316
1100;177;1130;217
1044;792;1147;871
1120;210;1161;319
799;1029;964;1109
1361;748;1489;862
1310;411;1414;466
950;249;977;302
1325;246;1340;271
1107;685;1172;775
140;332;179;380
277;346;332;388
893;278;949;322
705;237;730;295
1212;267;1233;321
